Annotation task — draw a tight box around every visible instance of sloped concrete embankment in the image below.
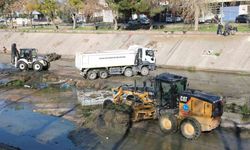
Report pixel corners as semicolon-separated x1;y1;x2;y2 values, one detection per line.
1;31;250;73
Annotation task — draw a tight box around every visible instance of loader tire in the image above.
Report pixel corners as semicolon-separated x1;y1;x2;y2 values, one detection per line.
87;70;97;80
17;61;28;71
180;117;201;140
43;61;50;71
33;62;43;71
159;114;178;134
124;68;133;77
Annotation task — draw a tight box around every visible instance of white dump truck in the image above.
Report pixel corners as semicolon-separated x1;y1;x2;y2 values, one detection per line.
75;45;156;80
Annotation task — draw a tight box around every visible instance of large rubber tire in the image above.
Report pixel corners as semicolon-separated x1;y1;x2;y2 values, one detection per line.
180;117;201;140
17;61;28;71
103;99;114;109
141;66;149;76
159;114;178;134
33;62;43;71
99;70;108;79
87;70;97;80
124;68;133;77
43;61;50;71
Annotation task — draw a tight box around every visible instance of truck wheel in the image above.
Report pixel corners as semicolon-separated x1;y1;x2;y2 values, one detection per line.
103;99;114;109
159;114;178;134
17;61;28;71
180;117;201;140
87;70;97;80
33;62;43;71
99;70;108;79
141;66;149;76
124;68;133;77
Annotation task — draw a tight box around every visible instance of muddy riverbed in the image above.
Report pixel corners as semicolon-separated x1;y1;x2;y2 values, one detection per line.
0;53;250;149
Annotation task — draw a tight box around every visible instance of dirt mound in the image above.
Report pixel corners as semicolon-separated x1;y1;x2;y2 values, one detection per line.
69;107;131;149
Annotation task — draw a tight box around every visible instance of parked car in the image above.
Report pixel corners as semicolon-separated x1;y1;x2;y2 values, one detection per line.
123;18;151;30
199;12;216;23
235;14;250;23
165;14;183;23
0;18;5;23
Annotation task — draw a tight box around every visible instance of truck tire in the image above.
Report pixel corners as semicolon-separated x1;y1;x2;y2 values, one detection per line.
87;70;97;80
180;117;201;140
33;62;43;71
17;61;28;71
159;114;178;134
141;66;149;76
124;68;133;77
99;70;108;79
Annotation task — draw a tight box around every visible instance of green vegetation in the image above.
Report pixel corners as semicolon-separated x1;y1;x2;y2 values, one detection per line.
5;23;249;33
6;80;25;87
240;104;250;115
14;105;24;111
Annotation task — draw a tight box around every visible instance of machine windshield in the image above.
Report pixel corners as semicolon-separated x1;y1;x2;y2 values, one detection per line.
175;80;186;93
161;82;171;106
32;49;37;58
146;50;154;57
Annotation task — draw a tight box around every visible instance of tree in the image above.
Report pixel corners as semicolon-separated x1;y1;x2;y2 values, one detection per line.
37;0;58;27
2;0;27;28
168;0;208;31
24;0;39;27
106;0;120;30
133;0;165;26
67;0;83;29
82;0;102;23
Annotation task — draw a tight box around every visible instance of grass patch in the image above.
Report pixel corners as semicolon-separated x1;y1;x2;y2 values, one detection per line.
6;80;25;87
240;104;250;115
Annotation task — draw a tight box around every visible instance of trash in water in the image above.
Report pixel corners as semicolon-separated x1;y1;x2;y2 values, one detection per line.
24;85;31;88
35;83;48;89
77;90;113;106
60;83;71;89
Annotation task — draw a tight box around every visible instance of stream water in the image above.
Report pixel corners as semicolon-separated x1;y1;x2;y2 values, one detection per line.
0;100;79;150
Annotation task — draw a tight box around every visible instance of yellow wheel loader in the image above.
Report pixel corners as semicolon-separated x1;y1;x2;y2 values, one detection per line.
103;73;223;140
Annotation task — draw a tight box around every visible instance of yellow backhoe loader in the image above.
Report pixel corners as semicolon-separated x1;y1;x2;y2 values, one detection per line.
103;73;223;140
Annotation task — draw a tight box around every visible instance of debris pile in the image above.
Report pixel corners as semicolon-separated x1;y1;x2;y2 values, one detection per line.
45;53;62;62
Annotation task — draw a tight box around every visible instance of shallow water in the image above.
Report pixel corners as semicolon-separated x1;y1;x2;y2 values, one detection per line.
0;100;79;150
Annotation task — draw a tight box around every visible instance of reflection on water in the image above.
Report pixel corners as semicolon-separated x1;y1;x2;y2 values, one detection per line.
0;100;78;150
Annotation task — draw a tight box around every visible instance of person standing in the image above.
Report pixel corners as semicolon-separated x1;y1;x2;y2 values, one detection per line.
3;46;7;53
217;21;223;35
11;43;19;64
